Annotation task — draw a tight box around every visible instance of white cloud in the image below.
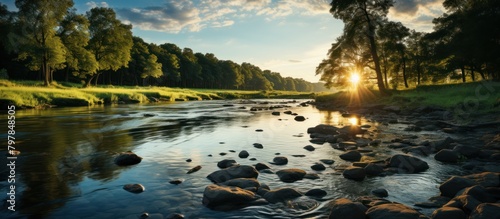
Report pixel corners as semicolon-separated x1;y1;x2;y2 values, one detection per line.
86;1;109;9
388;0;445;32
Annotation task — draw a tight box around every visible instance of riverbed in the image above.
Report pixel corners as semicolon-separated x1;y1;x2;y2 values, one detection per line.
0;100;464;218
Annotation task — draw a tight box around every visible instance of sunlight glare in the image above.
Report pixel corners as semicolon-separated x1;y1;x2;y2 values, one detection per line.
348;117;359;126
349;72;361;85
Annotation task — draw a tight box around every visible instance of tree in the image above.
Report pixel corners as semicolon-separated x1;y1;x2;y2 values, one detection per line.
58;10;97;82
86;7;133;87
219;60;243;89
377;21;410;89
329;0;393;93
149;43;179;86
15;0;73;86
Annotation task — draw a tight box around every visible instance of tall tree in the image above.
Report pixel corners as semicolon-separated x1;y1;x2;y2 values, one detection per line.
86;7;133;87
377;21;410;89
329;0;393;93
15;0;73;86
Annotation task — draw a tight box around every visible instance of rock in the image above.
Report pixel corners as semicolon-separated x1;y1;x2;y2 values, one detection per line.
292;154;306;157
456;185;496;203
431;207;466;219
253;143;264;149
303;145;315;151
339;150;362;162
219;178;261;190
444;195;481;213
339;141;357;149
310;138;326;144
185;158;192;162
238;150;249;158
257;184;270;196
217;159;238;169
272;111;280;116
187;165;202;174
123;184;145;193
263;188;303;203
364;163;384;176
469;203;500;219
271;156;288;165
439;176;476;198
207;165;259;183
255;163;270;171
284;110;292;114
305;189;327;197
166;213;185;219
276;169;306;183
249;158;257;161
463;172;500;187
304;173;320;180
311;163;326;171
366;203;422;219
434;149;460;163
353;162;369;168
219;152;227;156
320;159;335;165
328;198;367;219
453;145;480;158
372;189;389;198
255;129;263;132
169;179;184;185
343;166;366;181
114;151;142;166
387;154;429;173
294;116;306;121
202;184;257;210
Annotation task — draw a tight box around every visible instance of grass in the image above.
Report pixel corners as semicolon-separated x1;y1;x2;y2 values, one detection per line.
315;81;500;114
0;80;318;108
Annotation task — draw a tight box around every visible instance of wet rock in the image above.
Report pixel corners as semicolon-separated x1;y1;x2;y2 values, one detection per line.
353;162;369;168
305;189;327;197
284;110;292;114
255;163;270;171
272;111;280;116
219;152;227;156
238;150;249;158
366;203;422;219
187;165;202;174
169;179;184;185
123;184;145;193
276;168;306;183
404;146;432;156
255;129;263;132
453;145;480;158
444;195;481;213
463;172;500;187
271;156;288;165
469;203;500;219
339;141;357;149
328;198;367;219
166;213;185;219
456;185;496;203
310;138;326;144
260;169;274;174
311;163;326;171
114;151;142;166
320;159;335;165
219;178;260;190
303;145;315;151
294;116;306;121
292;154;306;157
253;143;264;149
415;196;451;208
372;189;388;198
249;158;257;161
343;166;366;181
387;154;429;173
263;188;303;204
339;150;362;162
217;159;238;169
434;149;460;163
207;165;259;183
364;163;384;176
256;184;270;196
202;184;257;210
439;176;476;198
304;173;320;180
431;207;466;219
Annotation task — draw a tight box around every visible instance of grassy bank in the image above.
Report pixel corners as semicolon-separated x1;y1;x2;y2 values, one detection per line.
315;81;500;114
0;80;317;109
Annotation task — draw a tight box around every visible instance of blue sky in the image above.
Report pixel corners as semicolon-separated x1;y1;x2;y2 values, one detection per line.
1;0;445;82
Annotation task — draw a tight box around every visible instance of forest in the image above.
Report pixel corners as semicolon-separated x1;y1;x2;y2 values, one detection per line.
317;0;500;92
0;1;328;92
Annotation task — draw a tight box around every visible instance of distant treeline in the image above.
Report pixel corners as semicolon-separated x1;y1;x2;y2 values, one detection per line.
0;1;329;92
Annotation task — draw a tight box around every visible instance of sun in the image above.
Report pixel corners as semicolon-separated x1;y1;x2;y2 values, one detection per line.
349;72;361;85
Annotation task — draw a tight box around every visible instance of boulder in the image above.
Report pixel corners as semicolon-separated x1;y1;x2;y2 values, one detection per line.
202;184;257;210
453;145;480;158
114;151;142;166
217;159;238;169
328;198;367;219
303;145;316;151
469;203;500;219
276;168;306;183
366;203;422;219
443;195;481;213
238;150;249;158
311;163;326;171
187;165;202;174
255;163;271;171
434;149;460;163
364;163;384;176
343;166;366;181
294;116;306;121
272;111;280;116
307;124;338;135
439;176;476;198
372;189;388;198
253;143;264;149
387;154;429;173
320;159;335;165
456;185;496;203
219;178;260;190
271;156;288;165
304;173;320;180
123;184;145;193
263;188;303;203
464;172;500;187
305;189;327;197
207;165;259;183
339;150;362;162
431;207;466;219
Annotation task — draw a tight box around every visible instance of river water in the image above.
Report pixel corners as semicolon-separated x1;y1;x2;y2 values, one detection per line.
0;100;463;218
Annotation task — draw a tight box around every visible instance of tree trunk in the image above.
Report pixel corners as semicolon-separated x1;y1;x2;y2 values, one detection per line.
461;66;466;83
43;58;50;86
94;73;101;86
363;8;387;94
84;75;95;87
402;55;408;88
470;66;475;81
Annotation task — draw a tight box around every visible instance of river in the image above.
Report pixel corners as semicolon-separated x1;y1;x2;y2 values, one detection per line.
0;100;463;218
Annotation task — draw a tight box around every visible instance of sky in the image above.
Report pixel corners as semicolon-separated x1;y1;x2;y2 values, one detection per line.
1;0;446;82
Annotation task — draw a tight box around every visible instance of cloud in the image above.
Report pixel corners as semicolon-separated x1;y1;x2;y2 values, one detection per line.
115;0;331;33
388;0;445;32
86;1;109;9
